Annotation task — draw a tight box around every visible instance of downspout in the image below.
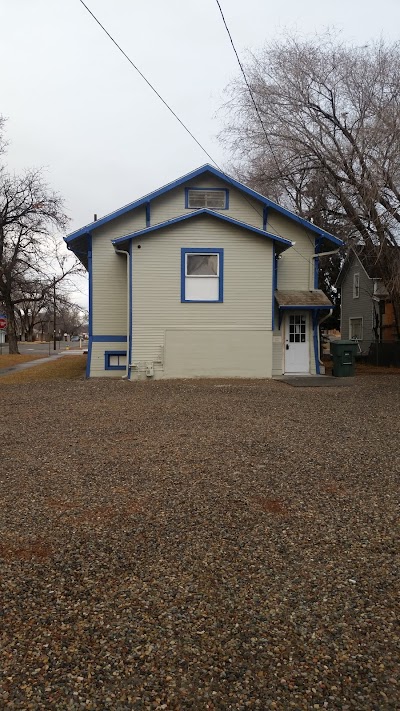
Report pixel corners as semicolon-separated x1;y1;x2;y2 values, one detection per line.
115;247;130;380
314;309;333;375
310;243;339;372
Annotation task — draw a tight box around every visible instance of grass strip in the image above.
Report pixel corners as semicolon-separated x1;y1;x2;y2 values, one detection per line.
0;355;86;384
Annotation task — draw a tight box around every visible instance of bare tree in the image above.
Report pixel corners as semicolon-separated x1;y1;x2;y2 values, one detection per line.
0;121;82;353
220;34;400;332
14;276;86;342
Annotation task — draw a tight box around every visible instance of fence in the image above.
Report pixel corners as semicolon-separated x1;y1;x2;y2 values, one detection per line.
367;341;400;367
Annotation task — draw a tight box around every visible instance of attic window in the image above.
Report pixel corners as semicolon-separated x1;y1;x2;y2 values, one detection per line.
185;188;229;210
353;273;360;298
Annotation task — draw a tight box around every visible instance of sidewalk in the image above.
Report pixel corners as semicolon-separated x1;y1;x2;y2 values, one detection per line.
0;351;86;378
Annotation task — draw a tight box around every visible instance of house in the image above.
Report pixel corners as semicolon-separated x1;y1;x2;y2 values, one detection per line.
65;165;343;379
336;247;398;354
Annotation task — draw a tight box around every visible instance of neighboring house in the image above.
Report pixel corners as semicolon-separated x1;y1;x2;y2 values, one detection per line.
336;248;398;354
65;164;343;379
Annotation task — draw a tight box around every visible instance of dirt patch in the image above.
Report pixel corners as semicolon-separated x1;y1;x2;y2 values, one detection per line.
0;539;52;562
255;496;287;514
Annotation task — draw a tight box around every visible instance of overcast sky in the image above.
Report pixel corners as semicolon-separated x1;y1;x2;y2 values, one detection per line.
1;0;399;307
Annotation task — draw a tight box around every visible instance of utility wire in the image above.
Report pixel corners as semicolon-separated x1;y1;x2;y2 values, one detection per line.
77;0;315;267
214;0;319;252
214;1;286;182
78;0;217;166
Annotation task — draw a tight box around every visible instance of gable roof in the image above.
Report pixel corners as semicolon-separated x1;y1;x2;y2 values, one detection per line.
111;209;293;252
64;164;343;247
355;248;384;279
336;247;383;287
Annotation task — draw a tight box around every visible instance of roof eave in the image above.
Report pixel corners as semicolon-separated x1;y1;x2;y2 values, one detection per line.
111;209;293;251
65;163;343;247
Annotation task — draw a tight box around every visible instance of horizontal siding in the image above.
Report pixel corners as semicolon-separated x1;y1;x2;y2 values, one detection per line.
92;210;145;335
150;176;263;229
164;330;272;378
340;254;374;352
268;212;315;290
131;214;274;378
90;341;128;378
272;314;283;375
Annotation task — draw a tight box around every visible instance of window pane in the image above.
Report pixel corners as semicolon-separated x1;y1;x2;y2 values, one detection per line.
185;277;219;301
187;254;218;276
188;192;206;208
188;189;226;209
350;318;363;339
206;192;226;208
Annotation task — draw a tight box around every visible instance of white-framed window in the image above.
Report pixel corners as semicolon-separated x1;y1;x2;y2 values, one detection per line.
353;273;360;298
181;248;224;303
185;188;229;210
349;317;363;340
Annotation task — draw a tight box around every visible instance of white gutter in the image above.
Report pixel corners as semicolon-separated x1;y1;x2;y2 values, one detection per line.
310;248;341;290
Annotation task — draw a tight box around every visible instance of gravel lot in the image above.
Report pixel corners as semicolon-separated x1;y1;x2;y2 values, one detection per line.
1;376;399;710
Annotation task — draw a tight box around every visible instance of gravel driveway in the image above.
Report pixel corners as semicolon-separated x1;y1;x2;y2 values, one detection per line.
1;377;399;709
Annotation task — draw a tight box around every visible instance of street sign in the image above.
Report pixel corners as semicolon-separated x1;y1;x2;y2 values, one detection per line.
0;316;7;330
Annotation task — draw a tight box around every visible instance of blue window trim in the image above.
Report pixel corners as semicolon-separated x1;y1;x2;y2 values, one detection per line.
145;202;151;228
181;248;224;303
105;350;127;371
184;187;229;210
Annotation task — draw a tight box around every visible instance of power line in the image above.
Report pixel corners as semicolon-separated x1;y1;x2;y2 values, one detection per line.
76;0;315;268
77;0;217;166
213;0;321;253
214;1;285;180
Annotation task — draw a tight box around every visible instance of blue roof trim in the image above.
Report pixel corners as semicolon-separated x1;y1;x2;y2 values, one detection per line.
64;164;343;247
111;209;293;249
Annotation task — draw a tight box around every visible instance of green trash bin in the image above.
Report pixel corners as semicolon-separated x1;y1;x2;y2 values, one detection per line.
330;340;358;377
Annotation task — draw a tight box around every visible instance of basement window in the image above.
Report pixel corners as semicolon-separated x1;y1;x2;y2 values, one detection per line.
105;351;127;371
185;188;229;210
181;248;224;302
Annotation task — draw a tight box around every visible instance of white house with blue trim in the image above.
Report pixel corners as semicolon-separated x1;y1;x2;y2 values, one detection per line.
65;165;342;379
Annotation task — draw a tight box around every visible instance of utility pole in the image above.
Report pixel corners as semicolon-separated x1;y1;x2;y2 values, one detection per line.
53;278;57;352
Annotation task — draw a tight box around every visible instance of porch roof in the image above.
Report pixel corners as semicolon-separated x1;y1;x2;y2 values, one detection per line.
275;290;332;309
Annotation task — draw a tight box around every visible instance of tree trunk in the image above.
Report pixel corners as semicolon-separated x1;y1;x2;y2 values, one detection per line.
4;301;19;354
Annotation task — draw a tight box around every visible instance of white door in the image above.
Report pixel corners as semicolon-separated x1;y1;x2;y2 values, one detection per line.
285;312;309;373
